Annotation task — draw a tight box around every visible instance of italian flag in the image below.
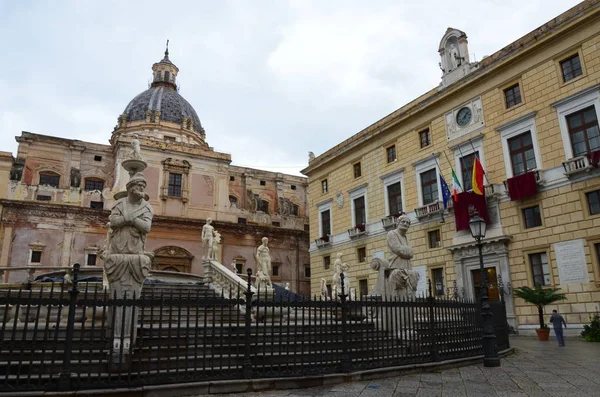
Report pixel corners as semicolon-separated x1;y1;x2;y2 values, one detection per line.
472;157;486;195
451;169;462;202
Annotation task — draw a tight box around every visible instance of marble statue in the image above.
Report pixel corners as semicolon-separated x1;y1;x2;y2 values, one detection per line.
368;214;420;336
331;253;343;298
449;44;460;70
284;283;290;291
102;171;153;353
202;218;215;260
308;151;315;162
231;259;238;273
320;278;329;300
254;237;273;289
210;231;221;261
131;134;143;160
341;263;350;296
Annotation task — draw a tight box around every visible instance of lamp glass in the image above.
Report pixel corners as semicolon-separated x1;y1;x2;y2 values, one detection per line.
469;214;487;239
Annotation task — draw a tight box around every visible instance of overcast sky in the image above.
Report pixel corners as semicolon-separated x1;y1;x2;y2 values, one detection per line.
0;0;582;176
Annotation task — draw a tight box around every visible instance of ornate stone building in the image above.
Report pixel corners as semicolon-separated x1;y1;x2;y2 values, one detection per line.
0;48;311;295
303;1;600;334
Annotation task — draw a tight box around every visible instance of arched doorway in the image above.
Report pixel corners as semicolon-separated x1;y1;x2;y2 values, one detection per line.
153;246;194;273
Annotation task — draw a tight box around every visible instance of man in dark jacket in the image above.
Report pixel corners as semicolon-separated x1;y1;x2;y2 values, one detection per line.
550;309;567;346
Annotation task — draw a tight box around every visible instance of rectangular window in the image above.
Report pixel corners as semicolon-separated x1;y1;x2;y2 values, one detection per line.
87;254;97;266
168;173;182;197
271;221;280;227
357;247;366;263
291;185;296;190
586;190;600;215
304;224;310;231
359;279;369;298
353;196;366;227
260;180;266;186
85;179;105;191
560;54;583;82
230;176;235;181
37;195;51;201
428;229;441;248
566;106;600;157
504;84;522;108
508;131;536;176
320;209;331;237
31;251;42;263
235;262;244;274
420;169;438;205
272;265;279;276
257;200;269;213
39;173;60;188
387;181;402;215
419;129;431;148
459;152;478;191
353;162;362;178
237;217;247;224
94;155;102;162
321;179;328;194
431;268;445;296
90;201;103;209
386;145;396;163
323;255;331;270
290;204;299;216
522;205;542;228
304;265;311;278
529;252;551;286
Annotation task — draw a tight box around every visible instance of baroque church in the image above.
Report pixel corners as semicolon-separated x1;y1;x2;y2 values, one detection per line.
0;47;310;295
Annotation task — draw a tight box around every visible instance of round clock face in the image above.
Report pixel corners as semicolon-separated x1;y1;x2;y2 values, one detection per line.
456;107;472;127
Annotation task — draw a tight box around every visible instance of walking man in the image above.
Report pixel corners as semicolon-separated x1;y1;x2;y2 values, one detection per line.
549;309;567;346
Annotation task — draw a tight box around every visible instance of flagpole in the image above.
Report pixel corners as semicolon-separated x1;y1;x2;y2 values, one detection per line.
432;153;451;216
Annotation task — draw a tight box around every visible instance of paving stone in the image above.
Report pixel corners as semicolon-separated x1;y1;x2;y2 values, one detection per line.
415;388;441;397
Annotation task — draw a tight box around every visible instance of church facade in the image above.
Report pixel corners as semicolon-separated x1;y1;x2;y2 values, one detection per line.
0;49;311;295
303;1;600;334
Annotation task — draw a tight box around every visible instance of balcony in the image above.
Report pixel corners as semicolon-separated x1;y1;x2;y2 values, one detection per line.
347;224;367;239
503;170;544;201
415;201;442;219
315;235;331;249
562;155;593;177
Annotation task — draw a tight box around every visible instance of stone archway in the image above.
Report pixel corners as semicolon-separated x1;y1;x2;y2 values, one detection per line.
153;246;194;273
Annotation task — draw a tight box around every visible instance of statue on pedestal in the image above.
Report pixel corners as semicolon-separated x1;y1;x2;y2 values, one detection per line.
368;214;420;336
254;237;273;290
210;231;221;261
331;253;343;299
202;218;215;260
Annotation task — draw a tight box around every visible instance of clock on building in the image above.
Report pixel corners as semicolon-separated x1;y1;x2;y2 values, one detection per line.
456;107;472;127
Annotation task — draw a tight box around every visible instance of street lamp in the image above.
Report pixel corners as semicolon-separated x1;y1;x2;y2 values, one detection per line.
469;210;500;367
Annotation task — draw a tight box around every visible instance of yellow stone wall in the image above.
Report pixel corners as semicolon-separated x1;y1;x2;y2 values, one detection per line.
305;5;600;330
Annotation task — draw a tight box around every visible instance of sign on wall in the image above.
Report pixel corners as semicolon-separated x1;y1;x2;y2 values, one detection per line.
554;239;589;285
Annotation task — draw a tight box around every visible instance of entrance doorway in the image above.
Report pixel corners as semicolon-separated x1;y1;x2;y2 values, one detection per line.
471;267;500;302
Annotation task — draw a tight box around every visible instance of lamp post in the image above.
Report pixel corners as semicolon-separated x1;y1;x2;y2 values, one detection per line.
469;210;500;367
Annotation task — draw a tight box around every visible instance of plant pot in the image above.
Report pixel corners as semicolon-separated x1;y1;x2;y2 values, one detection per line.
536;328;550;341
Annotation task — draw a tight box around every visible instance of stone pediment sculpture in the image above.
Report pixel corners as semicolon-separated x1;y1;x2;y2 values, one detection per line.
368;214;420;336
101;138;153;356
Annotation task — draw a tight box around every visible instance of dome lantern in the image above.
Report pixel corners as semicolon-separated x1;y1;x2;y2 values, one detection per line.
151;40;179;90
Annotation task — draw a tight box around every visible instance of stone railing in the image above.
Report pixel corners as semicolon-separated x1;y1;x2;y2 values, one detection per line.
347;224;367;239
315;235;331;248
415;201;442;219
381;216;396;230
562;156;592;177
202;259;255;300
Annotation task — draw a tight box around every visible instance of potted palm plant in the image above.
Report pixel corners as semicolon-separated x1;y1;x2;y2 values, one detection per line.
513;285;566;341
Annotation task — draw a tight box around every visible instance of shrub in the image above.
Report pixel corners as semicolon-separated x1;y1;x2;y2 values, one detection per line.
581;313;600;342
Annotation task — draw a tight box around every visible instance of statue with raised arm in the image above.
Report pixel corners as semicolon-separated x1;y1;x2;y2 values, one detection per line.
202;218;215;260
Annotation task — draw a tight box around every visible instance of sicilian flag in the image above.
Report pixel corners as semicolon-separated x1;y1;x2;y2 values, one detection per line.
472;156;486;195
451;169;462;202
439;174;452;210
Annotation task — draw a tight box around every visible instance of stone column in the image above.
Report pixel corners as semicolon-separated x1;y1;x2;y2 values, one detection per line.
60;225;75;268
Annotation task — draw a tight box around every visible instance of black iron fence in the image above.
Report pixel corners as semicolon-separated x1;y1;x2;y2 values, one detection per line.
0;265;508;393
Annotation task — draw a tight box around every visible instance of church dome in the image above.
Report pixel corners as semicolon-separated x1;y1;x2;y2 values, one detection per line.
122;86;204;135
118;44;206;138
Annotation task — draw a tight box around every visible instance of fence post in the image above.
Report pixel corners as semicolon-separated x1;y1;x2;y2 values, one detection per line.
427;279;439;362
243;268;254;379
59;263;80;391
339;273;351;372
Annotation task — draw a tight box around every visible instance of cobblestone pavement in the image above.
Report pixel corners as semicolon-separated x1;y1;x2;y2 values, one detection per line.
195;336;600;397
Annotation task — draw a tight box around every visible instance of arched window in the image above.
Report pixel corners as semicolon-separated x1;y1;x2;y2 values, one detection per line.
156;71;162;81
164;71;170;82
39;171;60;188
229;195;238;208
257;200;269;214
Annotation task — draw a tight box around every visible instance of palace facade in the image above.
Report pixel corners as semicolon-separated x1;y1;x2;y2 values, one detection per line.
303;0;600;333
0;49;311;295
